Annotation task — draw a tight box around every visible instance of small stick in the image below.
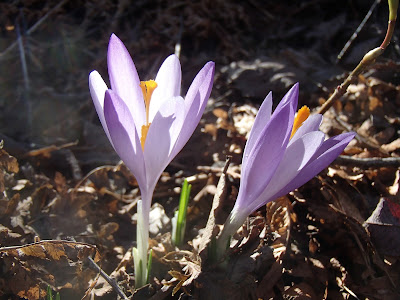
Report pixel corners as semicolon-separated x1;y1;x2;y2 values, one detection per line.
87;256;129;300
318;0;398;115
336;0;381;63
334;155;400;168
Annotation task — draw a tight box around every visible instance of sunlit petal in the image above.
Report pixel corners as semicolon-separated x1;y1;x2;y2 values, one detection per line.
103;89;146;193
236;102;293;208
150;55;182;121
243;92;272;165
107;34;145;130
170;61;215;158
144;96;185;188
289;114;323;145
89;71;113;147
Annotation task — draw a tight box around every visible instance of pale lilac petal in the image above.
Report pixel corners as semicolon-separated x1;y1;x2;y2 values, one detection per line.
235;102;294;208
312;132;356;160
270;132;356;200
107;34;145;130
149;55;182;121
103;89;146;191
289;114;323;145
274;83;299;113
250;131;325;212
89;71;113;147
243;92;272;165
170;61;215;158
144;96;185;188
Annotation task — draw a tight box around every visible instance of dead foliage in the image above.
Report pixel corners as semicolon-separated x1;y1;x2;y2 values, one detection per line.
0;0;400;299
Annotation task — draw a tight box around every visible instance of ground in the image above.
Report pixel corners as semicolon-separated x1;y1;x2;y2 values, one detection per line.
0;0;399;299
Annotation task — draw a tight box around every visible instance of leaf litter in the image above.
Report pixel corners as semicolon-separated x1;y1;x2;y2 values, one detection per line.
0;0;400;299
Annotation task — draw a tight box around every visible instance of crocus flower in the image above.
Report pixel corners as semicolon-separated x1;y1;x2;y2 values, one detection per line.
216;84;355;258
89;34;214;286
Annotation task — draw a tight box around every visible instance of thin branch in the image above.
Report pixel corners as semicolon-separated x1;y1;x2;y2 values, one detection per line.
336;0;381;63
87;256;129;300
334;155;400;168
318;0;398;115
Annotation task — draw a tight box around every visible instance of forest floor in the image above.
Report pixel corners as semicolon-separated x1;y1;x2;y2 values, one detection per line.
0;1;400;299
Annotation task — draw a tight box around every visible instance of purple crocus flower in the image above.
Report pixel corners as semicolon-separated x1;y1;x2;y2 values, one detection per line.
88;34;214;286
216;84;355;258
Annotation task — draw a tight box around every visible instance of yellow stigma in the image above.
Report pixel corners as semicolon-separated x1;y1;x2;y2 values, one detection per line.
140;124;151;151
140;80;158;124
139;80;157;150
290;105;310;138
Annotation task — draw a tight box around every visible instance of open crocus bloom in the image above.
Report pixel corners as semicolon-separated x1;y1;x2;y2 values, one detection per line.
216;84;355;258
89;34;214;286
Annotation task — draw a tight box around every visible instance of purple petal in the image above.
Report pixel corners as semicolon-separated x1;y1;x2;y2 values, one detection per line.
235;102;294;209
271;132;356;200
107;34;145;131
251;131;325;212
149;55;182;121
103;89;146;192
89;71;113;147
144;96;185;189
243;92;272;166
289;114;323;145
170;61;215;158
274;83;299;113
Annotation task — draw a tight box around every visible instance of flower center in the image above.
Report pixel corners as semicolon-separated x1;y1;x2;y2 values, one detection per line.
290;105;310;138
139;80;157;150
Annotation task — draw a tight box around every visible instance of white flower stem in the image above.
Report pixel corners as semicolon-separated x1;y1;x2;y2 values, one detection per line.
133;196;151;288
215;208;247;262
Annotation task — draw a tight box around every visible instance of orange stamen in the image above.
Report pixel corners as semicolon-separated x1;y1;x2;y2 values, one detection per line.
139;80;157;124
139;80;157;150
290;106;310;138
140;124;151;151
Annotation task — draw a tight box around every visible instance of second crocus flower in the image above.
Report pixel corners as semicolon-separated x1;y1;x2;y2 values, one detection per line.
216;84;355;259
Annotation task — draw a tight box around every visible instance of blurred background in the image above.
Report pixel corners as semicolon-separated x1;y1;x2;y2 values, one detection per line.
0;0;397;176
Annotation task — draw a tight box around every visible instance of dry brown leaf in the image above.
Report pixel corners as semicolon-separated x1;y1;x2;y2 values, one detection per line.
266;196;294;259
198;158;231;259
0;148;19;173
0;240;100;263
0;240;100;299
24;142;77;159
0;193;20;216
381;138;400;152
